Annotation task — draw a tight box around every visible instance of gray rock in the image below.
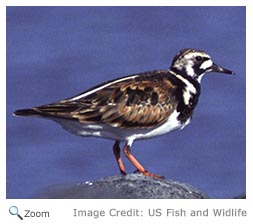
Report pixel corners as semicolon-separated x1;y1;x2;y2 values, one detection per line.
234;192;246;199
39;174;209;199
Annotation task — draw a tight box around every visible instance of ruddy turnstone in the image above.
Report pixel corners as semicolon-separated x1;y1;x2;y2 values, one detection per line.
14;48;234;179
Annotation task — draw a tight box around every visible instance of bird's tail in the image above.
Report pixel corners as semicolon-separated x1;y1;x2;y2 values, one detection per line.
13;108;41;117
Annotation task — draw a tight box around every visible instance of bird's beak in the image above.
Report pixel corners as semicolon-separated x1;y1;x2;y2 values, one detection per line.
211;63;235;75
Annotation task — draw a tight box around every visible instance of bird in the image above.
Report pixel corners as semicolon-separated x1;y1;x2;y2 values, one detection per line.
14;48;234;179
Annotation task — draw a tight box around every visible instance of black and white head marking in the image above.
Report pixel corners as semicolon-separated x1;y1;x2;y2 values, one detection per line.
171;48;213;82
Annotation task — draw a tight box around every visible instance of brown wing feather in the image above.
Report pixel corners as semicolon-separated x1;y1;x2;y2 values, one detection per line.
33;70;178;129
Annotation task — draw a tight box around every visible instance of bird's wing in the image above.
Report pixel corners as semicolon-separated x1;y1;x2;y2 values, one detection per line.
26;70;179;129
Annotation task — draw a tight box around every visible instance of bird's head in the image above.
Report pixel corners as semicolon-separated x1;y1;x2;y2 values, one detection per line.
171;48;234;82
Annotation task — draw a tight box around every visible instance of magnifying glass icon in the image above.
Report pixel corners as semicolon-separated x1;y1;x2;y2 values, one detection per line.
9;206;23;220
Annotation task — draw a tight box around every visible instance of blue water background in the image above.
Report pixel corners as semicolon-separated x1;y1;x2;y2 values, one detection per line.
7;6;246;199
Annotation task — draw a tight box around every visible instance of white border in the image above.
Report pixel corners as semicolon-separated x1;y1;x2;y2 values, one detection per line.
2;0;247;7
0;2;6;201
1;0;251;223
246;1;252;201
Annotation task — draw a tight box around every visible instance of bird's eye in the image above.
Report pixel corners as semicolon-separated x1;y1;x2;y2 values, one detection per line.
195;56;202;61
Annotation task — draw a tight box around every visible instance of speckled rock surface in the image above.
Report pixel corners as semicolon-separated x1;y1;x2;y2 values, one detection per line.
40;174;209;199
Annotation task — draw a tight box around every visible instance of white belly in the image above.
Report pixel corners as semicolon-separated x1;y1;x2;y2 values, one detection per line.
51;110;190;145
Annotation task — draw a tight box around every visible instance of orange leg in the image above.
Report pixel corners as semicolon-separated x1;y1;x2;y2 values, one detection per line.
113;141;127;175
122;144;164;179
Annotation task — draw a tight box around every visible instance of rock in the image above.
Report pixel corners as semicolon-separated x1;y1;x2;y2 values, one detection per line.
39;174;209;199
234;193;246;199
